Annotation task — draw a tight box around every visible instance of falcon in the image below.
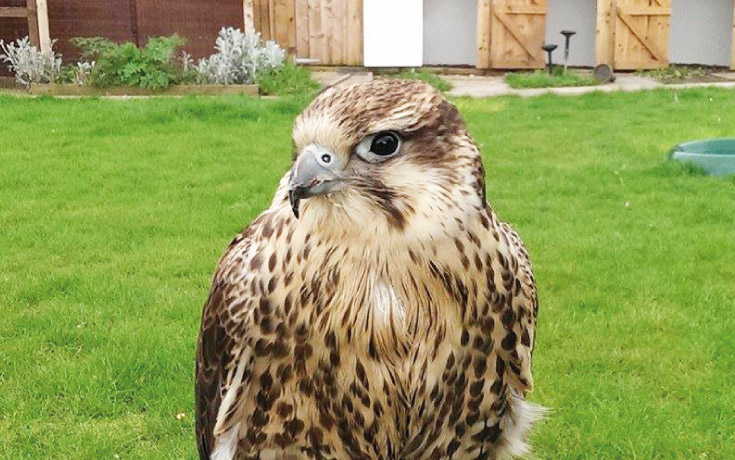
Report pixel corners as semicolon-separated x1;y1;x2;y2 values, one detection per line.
196;79;543;460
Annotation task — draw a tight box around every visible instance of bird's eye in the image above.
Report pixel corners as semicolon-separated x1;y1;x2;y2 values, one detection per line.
356;131;402;162
370;132;400;156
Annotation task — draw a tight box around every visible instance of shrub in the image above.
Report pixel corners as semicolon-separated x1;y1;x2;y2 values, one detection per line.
0;36;62;85
57;61;95;85
257;60;318;96
71;35;188;89
195;27;285;85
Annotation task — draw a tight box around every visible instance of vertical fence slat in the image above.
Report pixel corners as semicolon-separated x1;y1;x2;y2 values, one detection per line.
320;0;332;64
477;0;492;69
308;0;325;63
330;0;343;64
253;0;262;35
595;0;615;66
129;0;140;46
294;0;309;57
345;0;362;65
259;0;271;39
275;0;296;54
268;0;276;41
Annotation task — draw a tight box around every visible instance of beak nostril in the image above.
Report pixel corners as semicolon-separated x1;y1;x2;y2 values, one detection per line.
321;154;332;164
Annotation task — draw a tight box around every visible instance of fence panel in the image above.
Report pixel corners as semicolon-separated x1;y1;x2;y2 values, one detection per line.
136;0;244;58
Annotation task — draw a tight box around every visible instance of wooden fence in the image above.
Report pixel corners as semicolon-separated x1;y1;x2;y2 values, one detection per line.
1;0;244;75
2;0;362;74
244;0;362;66
4;0;735;75
0;0;47;52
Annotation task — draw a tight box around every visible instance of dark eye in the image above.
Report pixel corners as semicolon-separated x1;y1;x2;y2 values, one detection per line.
370;132;400;156
355;131;402;163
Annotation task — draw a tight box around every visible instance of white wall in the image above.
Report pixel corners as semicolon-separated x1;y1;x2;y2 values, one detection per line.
544;0;596;67
670;0;733;66
423;0;477;66
364;0;423;67
414;0;735;69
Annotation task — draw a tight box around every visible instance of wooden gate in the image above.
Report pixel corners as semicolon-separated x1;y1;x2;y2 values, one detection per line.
246;0;362;66
477;0;548;69
613;0;671;69
596;0;672;70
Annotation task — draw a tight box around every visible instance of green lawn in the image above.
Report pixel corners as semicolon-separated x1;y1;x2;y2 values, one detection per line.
1;89;734;459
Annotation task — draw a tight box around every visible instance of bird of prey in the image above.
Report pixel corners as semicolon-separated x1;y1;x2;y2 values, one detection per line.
196;79;543;460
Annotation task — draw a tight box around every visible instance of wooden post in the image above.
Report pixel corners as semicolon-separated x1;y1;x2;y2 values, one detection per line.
35;0;50;52
595;0;615;66
244;0;255;33
25;0;40;49
477;0;492;69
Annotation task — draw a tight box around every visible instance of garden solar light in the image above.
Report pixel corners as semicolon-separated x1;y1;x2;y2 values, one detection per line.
541;44;558;74
561;30;576;72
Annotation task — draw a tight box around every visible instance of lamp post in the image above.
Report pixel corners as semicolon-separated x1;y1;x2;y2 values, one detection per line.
560;30;576;72
541;44;558;75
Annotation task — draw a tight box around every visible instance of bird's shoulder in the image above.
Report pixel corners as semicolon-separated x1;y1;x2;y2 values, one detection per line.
478;209;538;393
196;210;288;459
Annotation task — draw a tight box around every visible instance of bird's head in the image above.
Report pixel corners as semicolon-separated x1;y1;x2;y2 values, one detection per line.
288;79;486;241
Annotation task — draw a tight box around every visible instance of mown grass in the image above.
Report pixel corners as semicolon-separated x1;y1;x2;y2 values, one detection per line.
506;68;599;89
2;88;735;459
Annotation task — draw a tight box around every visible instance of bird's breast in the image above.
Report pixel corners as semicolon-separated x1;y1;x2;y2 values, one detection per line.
370;279;406;326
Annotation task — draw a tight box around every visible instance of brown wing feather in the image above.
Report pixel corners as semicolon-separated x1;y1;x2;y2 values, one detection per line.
195;279;231;459
495;220;538;393
195;214;275;459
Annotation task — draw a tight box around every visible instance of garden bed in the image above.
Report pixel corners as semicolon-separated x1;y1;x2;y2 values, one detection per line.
506;69;600;89
25;83;258;96
1;28;304;97
639;65;729;85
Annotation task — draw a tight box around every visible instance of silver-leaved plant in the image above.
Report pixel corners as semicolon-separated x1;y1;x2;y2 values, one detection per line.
0;36;62;85
196;27;285;85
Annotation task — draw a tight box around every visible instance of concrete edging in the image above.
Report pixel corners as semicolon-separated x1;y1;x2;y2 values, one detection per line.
445;75;735;98
26;84;259;97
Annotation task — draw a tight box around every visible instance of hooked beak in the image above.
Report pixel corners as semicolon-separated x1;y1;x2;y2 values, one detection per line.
288;146;343;218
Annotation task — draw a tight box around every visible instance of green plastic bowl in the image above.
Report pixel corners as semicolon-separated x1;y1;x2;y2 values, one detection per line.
669;138;735;176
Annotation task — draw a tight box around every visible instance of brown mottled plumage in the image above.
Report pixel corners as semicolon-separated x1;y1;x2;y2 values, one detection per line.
196;79;543;460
